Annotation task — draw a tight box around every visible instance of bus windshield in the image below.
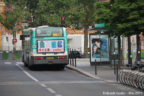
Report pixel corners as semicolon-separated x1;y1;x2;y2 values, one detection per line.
36;27;63;37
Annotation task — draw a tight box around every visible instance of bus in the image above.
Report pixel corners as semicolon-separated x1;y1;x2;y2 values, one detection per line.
20;26;68;69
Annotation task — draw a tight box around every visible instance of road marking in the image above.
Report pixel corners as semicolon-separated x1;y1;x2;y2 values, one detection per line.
39;83;47;88
16;64;39;82
46;88;56;94
41;80;105;84
105;80;115;83
16;62;23;65
4;62;11;65
0;80;105;86
0;81;38;85
15;64;61;95
55;94;63;96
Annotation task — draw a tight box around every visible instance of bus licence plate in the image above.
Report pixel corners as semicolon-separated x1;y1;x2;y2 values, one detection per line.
47;57;54;59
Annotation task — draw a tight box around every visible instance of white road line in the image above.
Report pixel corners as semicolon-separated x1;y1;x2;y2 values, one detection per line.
41;80;105;84
16;62;23;65
46;88;56;94
16;64;39;82
15;64;62;95
39;83;47;88
105;80;115;83
4;62;11;65
55;94;63;96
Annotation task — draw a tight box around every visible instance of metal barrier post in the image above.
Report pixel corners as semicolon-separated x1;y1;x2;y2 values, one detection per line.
95;60;97;75
116;62;119;82
69;48;72;66
68;48;70;65
74;49;77;67
71;49;74;66
114;52;116;75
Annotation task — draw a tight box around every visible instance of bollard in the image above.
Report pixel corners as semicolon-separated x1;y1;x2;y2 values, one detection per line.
71;49;74;66
114;55;116;75
68;48;70;65
74;57;77;67
69;49;72;66
116;63;119;82
95;60;97;75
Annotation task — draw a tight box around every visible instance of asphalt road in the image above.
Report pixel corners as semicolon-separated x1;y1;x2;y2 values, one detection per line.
0;60;143;96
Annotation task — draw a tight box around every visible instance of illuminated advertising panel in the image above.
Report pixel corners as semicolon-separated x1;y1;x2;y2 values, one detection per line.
90;34;109;62
37;40;64;53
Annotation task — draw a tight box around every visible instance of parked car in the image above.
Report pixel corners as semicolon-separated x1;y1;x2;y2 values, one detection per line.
69;51;82;58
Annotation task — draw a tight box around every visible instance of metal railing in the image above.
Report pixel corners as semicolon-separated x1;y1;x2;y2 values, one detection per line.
68;48;77;67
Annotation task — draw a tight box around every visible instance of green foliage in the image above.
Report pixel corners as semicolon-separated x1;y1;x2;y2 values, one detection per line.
2;52;9;60
78;0;96;27
32;0;83;27
14;52;21;59
26;0;39;11
95;0;144;37
0;0;30;31
27;0;96;29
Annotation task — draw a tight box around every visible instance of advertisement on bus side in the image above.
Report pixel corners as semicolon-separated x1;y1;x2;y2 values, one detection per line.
37;40;64;53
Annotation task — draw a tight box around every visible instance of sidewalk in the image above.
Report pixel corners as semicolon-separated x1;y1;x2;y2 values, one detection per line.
67;58;117;82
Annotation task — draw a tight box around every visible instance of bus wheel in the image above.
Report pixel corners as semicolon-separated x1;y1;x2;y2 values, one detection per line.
28;65;33;70
27;58;33;70
24;62;28;67
22;55;24;62
58;65;65;70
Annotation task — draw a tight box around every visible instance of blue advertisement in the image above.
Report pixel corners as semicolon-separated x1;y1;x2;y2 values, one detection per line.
51;41;56;48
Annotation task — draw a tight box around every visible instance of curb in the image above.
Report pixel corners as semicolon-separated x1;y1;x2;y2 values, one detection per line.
66;65;101;80
66;65;117;83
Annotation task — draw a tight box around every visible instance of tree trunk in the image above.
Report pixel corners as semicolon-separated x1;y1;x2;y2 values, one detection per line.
118;35;122;66
128;36;132;67
136;34;141;62
84;26;89;58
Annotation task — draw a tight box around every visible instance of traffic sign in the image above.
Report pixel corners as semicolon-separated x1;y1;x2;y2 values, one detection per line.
12;38;17;44
94;23;105;28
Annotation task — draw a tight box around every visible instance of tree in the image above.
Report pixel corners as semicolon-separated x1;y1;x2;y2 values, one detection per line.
32;0;78;27
96;0;144;36
0;0;30;52
95;0;144;65
78;0;97;57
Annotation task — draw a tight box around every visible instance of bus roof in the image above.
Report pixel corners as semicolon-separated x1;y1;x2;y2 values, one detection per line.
37;25;49;28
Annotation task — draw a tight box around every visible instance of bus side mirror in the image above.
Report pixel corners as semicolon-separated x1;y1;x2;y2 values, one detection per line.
20;35;25;40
